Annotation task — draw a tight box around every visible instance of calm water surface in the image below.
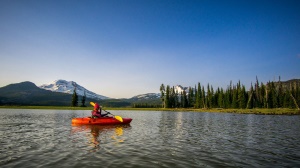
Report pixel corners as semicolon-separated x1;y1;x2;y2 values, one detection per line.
0;109;299;167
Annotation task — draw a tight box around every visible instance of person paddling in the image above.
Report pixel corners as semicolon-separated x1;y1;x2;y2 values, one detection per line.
91;103;109;118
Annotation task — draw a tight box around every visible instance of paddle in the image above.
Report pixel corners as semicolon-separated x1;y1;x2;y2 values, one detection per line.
90;102;123;122
102;109;123;122
90;102;95;107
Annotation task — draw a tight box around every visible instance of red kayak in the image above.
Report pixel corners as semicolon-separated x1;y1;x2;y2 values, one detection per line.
72;117;132;125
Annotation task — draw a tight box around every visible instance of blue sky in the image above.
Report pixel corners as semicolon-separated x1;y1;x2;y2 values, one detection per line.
1;0;299;98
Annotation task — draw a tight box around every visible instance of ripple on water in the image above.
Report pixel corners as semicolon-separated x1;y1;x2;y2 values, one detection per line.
1;110;300;167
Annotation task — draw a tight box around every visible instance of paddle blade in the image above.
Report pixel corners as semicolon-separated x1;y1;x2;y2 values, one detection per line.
115;116;123;122
90;102;95;107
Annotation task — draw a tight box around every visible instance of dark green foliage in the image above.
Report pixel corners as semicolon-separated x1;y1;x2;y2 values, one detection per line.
0;81;73;106
195;83;201;108
165;85;170;108
160;84;165;108
131;103;162;108
182;90;188;108
80;90;86;107
0;81;162;107
71;89;78;107
101;99;131;107
188;87;194;107
160;78;300;109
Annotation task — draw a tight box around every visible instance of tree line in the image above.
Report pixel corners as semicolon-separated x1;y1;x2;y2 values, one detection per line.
160;77;300;109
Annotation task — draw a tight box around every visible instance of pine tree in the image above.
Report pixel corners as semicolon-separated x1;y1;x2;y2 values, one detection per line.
207;84;212;108
194;85;198;108
170;86;175;108
232;86;238;108
182;90;188;108
224;87;230;108
246;83;254;109
81;90;86;107
80;90;86;107
283;91;291;108
260;82;266;108
296;82;300;109
210;85;215;107
277;76;284;108
165;85;170;108
195;83;202;108
202;86;206;108
160;84;165;108
188;87;194;107
290;82;300;109
175;90;179;108
180;91;184;108
254;76;260;107
238;85;247;108
72;88;78;107
217;87;224;108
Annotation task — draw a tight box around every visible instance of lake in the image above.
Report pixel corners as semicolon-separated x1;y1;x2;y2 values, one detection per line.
0;109;299;167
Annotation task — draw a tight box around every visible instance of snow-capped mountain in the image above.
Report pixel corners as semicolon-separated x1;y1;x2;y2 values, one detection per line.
130;93;161;100
39;80;109;100
174;85;189;93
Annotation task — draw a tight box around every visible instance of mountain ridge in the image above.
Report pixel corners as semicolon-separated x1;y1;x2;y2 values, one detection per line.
39;79;109;100
1;79;299;107
0;81;73;106
0;81;161;107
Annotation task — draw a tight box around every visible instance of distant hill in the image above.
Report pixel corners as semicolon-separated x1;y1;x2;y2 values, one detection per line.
95;93;162;107
0;81;161;107
0;81;99;106
4;79;297;107
127;93;161;104
276;79;300;89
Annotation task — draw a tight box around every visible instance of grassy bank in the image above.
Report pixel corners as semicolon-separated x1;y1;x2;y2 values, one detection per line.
106;107;300;115
1;106;299;115
100;108;299;115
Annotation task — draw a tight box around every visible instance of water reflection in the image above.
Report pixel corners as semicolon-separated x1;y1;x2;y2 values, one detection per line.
71;124;130;152
1;109;300;167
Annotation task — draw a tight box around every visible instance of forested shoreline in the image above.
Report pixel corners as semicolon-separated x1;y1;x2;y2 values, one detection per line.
159;78;300;110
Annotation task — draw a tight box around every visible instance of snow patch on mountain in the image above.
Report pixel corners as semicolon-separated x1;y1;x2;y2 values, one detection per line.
174;85;189;93
131;93;161;100
39;79;109;100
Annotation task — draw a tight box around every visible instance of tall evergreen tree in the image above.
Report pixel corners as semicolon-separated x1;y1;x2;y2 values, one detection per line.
217;87;224;108
81;90;86;107
277;76;284;108
238;85;247;108
207;84;212;108
260;82;267;108
159;78;300;110
72;88;78;107
195;83;202;108
170;86;176;108
165;85;170;108
202;86;207;108
188;87;194;107
231;86;238;108
182;90;188;108
246;83;254;109
296;82;300;109
160;84;165;108
175;90;179;108
210;85;215;107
